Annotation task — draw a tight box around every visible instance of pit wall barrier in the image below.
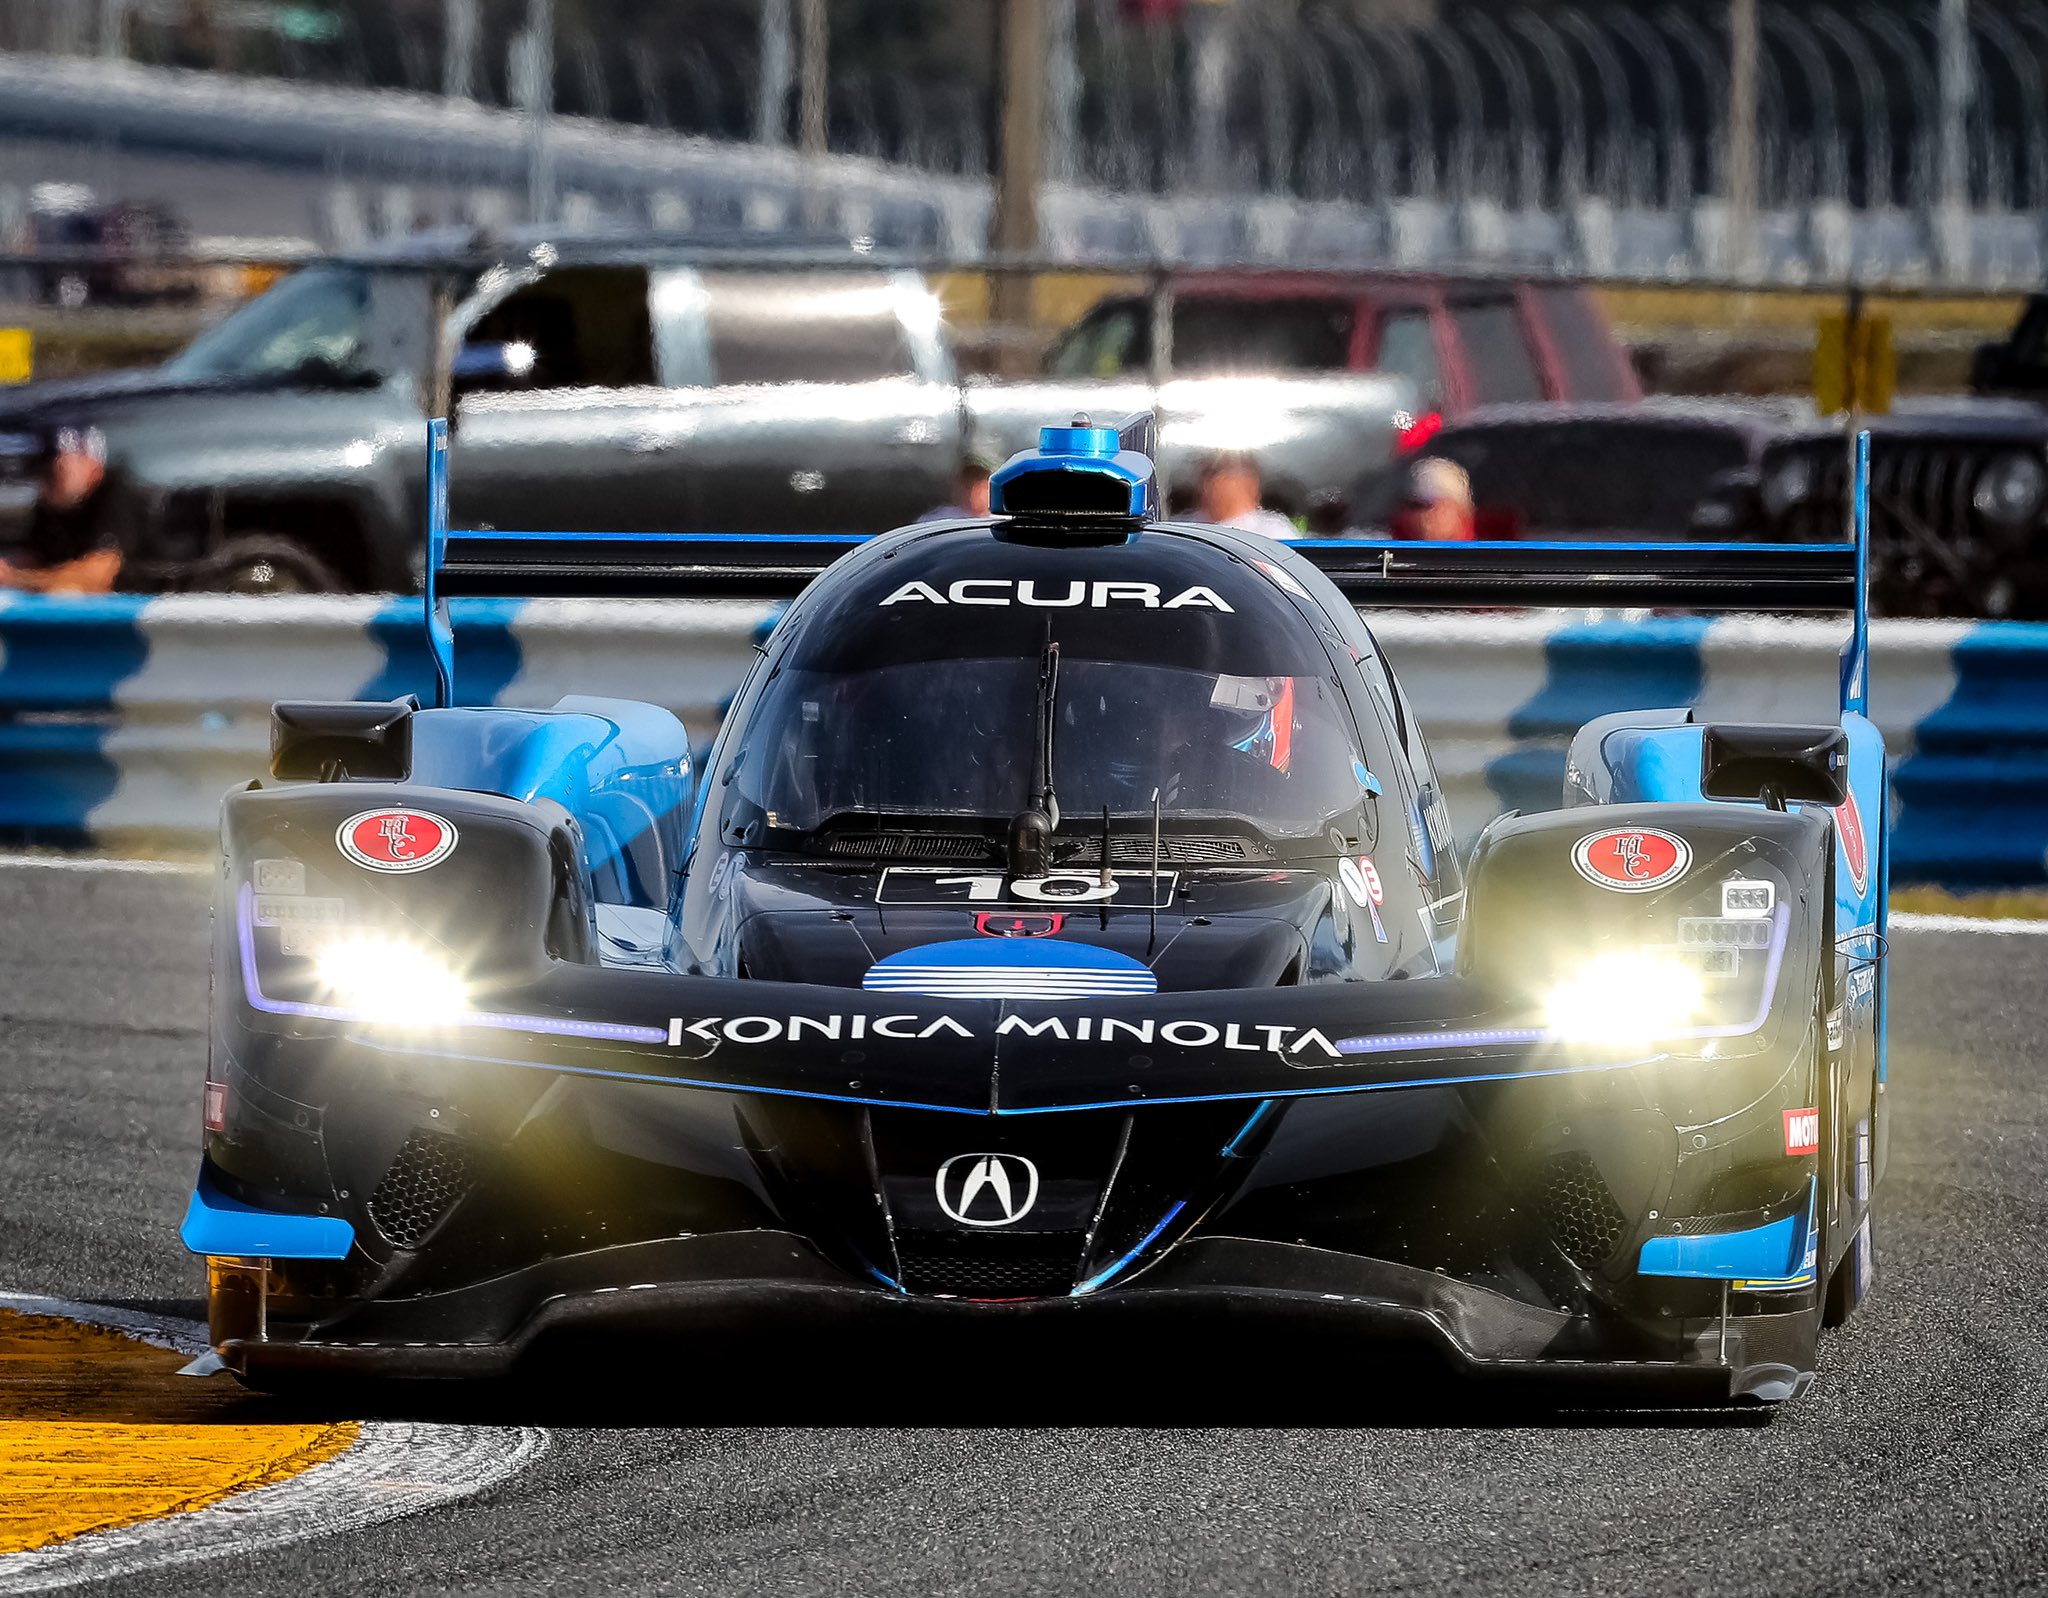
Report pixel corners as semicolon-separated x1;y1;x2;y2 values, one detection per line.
0;596;2034;889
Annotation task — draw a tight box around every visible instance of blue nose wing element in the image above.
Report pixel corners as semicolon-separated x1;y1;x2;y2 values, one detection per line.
864;938;1157;1001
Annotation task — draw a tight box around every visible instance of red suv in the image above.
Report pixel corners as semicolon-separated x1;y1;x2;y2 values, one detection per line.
1046;273;1640;430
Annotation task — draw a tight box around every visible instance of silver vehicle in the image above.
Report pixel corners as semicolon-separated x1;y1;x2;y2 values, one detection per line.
0;235;1416;590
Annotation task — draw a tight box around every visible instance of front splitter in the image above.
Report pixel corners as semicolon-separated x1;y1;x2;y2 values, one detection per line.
220;1233;1816;1403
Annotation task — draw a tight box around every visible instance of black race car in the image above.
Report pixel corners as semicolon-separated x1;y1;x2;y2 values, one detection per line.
183;415;1890;1402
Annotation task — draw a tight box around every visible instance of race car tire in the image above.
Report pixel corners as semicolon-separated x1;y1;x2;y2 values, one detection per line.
202;533;347;596
1823;1074;1879;1329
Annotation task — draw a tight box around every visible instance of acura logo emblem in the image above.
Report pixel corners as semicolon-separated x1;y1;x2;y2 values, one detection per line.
935;1153;1040;1227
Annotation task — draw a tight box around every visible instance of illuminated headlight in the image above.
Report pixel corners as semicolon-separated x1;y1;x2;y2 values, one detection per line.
1542;951;1707;1046
313;936;467;1026
1972;451;2048;528
1759;454;1814;520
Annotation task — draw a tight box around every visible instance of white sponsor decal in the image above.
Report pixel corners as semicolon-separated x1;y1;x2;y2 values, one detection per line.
1721;878;1776;918
935;1153;1040;1227
878;578;1234;612
1677;916;1774;950
1337;856;1385;910
251;858;306;895
253;895;345;927
666;1012;1342;1058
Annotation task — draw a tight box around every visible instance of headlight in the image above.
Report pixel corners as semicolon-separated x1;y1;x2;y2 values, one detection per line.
1542;950;1707;1046
1973;450;2048;528
1759;454;1814;520
313;936;467;1026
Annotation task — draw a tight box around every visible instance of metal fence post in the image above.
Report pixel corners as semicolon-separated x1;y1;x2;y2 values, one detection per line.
755;0;792;146
1730;0;1760;276
444;0;477;101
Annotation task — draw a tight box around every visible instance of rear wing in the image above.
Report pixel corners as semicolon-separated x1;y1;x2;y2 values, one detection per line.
422;418;1874;719
1289;538;1858;612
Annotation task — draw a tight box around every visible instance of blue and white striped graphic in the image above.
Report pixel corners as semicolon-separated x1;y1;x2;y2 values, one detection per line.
863;939;1158;1001
3;594;2045;890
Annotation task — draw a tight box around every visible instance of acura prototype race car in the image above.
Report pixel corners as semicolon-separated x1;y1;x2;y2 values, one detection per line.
184;415;1889;1403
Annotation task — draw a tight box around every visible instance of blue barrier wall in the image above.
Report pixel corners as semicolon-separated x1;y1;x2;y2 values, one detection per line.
0;595;2031;889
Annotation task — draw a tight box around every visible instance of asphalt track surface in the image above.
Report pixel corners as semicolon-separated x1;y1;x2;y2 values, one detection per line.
6;860;2048;1596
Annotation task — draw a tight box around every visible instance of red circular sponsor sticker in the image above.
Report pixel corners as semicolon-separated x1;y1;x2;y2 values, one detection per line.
336;808;458;874
1571;827;1691;893
1834;790;1868;895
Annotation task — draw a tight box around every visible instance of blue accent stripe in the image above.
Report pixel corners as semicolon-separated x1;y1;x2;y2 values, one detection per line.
451;530;869;544
1843;429;1871;716
872;939;1147;971
1221;1099;1276;1155
180;1167;355;1260
425;417;454;707
1636;1183;1814;1283
348;1035;1666;1119
1073;1201;1187;1296
865;937;1158;999
1285;539;1859;556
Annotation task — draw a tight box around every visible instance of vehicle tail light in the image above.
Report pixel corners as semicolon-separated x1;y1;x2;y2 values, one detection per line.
1396;410;1444;454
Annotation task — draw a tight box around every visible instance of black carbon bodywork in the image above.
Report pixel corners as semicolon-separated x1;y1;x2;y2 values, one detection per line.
196;517;1877;1403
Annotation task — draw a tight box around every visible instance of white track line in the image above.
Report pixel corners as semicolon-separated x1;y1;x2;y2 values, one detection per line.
0;854;206;877
0;1294;545;1595
1888;912;2048;936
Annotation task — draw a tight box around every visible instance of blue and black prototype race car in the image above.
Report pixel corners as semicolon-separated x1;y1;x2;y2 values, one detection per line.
185;415;1889;1402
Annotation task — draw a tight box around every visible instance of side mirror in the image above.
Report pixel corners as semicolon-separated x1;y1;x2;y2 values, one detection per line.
1687;467;1762;538
271;697;416;781
451;339;537;392
1699;723;1849;810
1971;340;2013;393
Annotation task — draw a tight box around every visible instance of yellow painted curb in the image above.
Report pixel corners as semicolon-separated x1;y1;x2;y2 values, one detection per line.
0;1310;357;1555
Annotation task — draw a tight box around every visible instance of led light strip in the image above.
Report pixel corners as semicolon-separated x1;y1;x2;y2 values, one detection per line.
1334;903;1793;1058
235;886;669;1046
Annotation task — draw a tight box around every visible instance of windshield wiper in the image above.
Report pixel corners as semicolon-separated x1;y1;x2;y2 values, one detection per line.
1007;624;1061;878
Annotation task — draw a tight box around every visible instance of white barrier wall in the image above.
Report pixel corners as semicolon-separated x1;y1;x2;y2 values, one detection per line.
0;596;2029;885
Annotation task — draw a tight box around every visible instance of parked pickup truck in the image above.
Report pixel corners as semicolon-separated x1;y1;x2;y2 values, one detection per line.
1738;296;2048;619
0;236;1625;591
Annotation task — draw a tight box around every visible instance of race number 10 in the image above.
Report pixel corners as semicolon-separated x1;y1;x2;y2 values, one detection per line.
876;867;1178;909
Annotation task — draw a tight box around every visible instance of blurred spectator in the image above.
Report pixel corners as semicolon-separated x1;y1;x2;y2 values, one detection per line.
1392;456;1476;542
918;452;995;522
0;427;129;593
1304;489;1349;539
1197;450;1295;539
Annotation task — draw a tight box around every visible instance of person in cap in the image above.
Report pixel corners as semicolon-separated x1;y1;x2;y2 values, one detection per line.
1196;450;1296;540
0;424;131;593
1393;456;1477;542
918;452;997;522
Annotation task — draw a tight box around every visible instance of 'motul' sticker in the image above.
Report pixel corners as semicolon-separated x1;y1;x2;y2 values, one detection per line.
1571;827;1692;893
336;808;458;873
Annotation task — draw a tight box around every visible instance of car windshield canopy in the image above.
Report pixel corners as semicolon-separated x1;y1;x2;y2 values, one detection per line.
166;266;376;381
740;658;1374;842
726;544;1387;847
